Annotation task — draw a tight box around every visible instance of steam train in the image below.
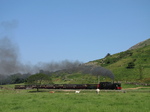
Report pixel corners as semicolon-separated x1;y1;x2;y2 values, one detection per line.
15;82;121;90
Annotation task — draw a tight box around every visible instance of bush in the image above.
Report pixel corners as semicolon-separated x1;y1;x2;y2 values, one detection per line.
126;62;135;69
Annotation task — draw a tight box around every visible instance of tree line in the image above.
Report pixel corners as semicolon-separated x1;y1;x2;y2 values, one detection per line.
0;70;53;85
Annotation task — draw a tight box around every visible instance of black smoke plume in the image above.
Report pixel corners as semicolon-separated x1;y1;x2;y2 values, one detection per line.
90;66;114;80
0;20;114;84
0;37;81;75
0;20;82;75
0;37;114;80
77;65;115;80
0;37;21;75
35;60;81;72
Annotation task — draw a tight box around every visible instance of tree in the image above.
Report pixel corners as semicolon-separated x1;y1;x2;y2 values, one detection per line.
0;74;6;85
8;73;25;84
26;73;53;91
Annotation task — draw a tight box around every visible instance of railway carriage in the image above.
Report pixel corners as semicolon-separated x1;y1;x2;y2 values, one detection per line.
15;82;121;90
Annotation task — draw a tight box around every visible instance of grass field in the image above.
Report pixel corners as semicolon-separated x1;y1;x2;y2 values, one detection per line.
0;85;150;112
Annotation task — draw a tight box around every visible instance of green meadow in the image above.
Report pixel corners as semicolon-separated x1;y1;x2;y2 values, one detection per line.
0;85;150;112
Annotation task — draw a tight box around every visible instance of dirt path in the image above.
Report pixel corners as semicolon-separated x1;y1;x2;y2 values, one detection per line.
123;87;150;90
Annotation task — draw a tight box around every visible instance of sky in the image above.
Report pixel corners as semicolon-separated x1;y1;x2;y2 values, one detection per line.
0;0;150;65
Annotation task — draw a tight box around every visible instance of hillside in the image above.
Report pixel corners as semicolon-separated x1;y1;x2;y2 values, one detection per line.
87;39;150;83
48;38;150;84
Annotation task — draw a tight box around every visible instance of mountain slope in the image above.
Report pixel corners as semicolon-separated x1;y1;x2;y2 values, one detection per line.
87;39;150;83
129;38;150;50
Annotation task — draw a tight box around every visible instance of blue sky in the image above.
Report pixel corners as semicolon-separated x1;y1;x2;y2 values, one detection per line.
0;0;150;64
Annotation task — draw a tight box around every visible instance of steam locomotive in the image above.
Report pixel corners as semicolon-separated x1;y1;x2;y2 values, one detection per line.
15;82;121;90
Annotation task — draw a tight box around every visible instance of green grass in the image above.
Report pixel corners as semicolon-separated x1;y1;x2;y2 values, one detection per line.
0;86;150;112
